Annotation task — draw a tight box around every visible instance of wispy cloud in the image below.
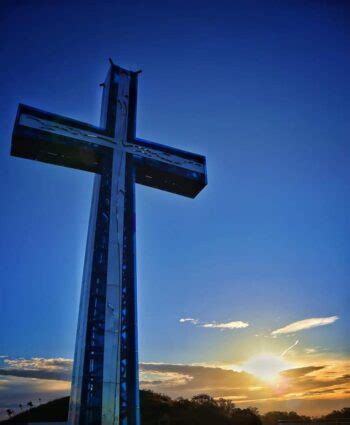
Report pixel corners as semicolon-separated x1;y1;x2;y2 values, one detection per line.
179;318;249;330
281;365;326;378
201;321;249;330
179;318;199;324
281;340;299;357
0;357;73;381
4;357;72;372
272;316;339;335
140;369;193;387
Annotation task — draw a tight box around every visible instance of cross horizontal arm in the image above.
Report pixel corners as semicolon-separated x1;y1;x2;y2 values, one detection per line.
11;104;207;197
131;138;207;198
11;104;114;173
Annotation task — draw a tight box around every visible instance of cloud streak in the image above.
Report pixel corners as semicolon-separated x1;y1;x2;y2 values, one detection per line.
201;321;249;330
272;316;339;335
281;340;299;357
179;318;198;324
179;318;249;330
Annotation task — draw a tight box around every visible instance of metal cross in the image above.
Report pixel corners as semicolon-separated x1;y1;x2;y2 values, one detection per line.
11;61;207;425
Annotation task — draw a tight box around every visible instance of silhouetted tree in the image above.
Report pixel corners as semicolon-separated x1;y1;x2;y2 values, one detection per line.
27;401;34;408
262;411;310;425
192;393;215;404
6;409;14;418
18;391;350;425
322;408;350;419
216;398;236;415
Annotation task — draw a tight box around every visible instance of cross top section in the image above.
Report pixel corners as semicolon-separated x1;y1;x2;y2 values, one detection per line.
12;61;207;198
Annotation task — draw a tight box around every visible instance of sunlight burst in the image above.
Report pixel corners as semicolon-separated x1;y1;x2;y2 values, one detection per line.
241;354;292;382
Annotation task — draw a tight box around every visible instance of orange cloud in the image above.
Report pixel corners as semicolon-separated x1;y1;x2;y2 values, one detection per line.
0;355;349;417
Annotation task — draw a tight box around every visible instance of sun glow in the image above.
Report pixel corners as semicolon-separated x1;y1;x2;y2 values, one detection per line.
241;354;292;382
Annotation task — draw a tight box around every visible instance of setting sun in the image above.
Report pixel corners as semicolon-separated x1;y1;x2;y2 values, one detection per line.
241;354;292;382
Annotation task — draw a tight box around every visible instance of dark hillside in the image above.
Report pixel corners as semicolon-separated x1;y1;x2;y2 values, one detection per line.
2;396;69;423
2;392;350;425
1;391;261;425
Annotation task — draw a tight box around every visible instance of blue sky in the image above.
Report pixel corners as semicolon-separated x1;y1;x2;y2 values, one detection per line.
0;0;350;415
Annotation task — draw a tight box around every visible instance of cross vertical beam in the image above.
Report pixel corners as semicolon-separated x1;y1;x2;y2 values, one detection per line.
69;66;140;425
10;61;207;425
120;157;139;424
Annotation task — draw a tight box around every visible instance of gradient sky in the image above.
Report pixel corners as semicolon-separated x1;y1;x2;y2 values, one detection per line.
0;0;350;416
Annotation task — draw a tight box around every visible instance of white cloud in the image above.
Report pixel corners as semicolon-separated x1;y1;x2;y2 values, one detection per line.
180;317;249;330
140;370;193;387
179;318;199;324
4;357;72;372
201;321;249;330
0;357;73;381
271;316;339;335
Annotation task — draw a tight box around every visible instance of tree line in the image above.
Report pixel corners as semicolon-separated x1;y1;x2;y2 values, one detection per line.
2;391;350;424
